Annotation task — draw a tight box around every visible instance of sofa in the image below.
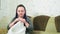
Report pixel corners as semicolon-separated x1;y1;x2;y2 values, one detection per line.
0;15;60;34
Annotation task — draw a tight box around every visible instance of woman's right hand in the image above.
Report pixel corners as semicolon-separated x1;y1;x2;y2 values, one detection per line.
14;18;20;22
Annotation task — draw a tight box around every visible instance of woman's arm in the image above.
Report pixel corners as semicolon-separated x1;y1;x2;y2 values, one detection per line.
9;19;18;28
24;22;29;28
26;17;33;31
7;18;19;30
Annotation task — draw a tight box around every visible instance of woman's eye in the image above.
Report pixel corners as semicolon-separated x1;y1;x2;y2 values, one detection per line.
21;10;24;12
21;11;24;12
18;10;24;12
18;11;20;12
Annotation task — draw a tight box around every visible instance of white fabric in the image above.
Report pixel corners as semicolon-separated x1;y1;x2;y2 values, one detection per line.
7;21;26;34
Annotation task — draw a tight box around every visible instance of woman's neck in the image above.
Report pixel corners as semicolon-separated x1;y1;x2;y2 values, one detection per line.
18;16;23;18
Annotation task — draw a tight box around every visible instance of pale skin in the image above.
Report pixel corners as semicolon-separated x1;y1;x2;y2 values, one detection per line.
9;7;29;28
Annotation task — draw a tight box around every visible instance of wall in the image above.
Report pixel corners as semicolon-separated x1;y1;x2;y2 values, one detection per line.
0;0;60;23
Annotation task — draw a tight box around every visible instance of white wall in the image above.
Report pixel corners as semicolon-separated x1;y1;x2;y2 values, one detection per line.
0;0;60;19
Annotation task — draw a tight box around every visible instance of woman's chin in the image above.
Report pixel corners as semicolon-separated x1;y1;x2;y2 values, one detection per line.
19;16;23;18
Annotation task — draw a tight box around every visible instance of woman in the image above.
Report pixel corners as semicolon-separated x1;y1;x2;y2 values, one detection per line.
7;4;33;34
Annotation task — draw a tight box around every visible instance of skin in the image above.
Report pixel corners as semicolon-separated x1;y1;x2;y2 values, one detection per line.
9;7;29;28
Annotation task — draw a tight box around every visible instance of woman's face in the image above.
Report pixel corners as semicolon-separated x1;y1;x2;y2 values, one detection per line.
17;7;25;18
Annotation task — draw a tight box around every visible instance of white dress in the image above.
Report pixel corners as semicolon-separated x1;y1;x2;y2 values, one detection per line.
7;21;26;34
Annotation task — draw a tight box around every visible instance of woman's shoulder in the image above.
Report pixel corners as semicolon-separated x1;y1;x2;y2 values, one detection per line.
26;16;30;20
26;16;31;20
26;16;32;22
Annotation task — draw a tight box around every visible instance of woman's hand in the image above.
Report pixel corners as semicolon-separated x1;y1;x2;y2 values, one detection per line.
18;17;29;28
9;17;29;28
18;17;26;23
14;17;26;23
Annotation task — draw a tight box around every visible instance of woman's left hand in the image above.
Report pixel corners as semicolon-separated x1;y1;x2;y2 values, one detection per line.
18;17;29;27
18;17;26;23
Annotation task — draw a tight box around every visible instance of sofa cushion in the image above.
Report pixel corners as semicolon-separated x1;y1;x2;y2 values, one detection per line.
33;15;50;31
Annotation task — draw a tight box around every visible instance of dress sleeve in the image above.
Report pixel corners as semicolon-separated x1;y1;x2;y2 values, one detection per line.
7;24;10;30
26;17;34;32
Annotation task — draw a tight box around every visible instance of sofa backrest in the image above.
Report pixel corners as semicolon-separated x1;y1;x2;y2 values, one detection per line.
55;16;60;32
33;15;50;31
